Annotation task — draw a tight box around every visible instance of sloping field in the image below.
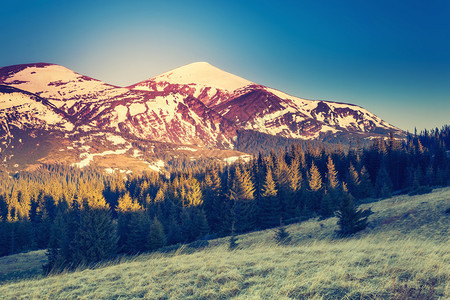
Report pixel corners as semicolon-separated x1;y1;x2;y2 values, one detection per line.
1;188;448;299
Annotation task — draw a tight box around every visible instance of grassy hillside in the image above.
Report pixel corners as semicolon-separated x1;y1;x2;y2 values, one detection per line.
1;188;449;299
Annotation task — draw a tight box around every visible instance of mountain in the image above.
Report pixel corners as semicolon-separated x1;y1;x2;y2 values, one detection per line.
0;62;404;172
131;62;401;140
129;62;252;107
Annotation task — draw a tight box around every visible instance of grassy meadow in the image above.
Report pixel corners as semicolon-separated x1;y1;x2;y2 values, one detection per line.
0;187;449;299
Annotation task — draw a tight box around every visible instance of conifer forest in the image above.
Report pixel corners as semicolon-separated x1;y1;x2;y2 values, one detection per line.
0;126;449;273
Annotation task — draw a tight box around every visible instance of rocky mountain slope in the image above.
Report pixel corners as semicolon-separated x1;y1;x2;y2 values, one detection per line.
0;62;404;172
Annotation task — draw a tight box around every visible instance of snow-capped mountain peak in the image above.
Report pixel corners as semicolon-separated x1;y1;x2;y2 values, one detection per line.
0;63;127;103
131;62;253;92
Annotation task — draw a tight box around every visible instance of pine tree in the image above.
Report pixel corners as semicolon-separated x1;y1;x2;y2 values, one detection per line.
358;166;374;199
230;165;257;233
180;208;194;243
116;192;142;213
326;156;339;190
335;193;369;237
307;161;323;212
274;223;291;245
193;209;209;239
0;220;9;257
124;211;150;254
86;191;109;210
282;158;300;220
34;195;54;249
202;166;223;233
185;178;203;207
154;185;166;203
320;190;335;218
308;161;322;192
320;156;341;218
147;217;166;251
44;209;68;273
258;168;280;228
70;209;118;266
228;222;239;251
348;163;360;197
375;164;393;198
166;216;182;245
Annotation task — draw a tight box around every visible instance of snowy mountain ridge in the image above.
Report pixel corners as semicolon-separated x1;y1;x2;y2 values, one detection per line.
0;62;404;171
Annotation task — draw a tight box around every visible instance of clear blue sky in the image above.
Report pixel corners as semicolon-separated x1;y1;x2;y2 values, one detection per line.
1;0;449;132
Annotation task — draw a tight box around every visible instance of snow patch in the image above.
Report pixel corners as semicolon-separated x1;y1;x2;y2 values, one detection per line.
72;144;132;168
147;159;165;172
176;146;197;152
223;154;252;164
115;105;128;123
129;103;147;116
106;134;127;145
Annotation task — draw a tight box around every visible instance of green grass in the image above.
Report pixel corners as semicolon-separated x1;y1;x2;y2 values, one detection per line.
0;250;46;283
1;187;449;299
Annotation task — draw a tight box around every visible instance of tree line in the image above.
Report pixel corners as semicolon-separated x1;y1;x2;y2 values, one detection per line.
0;125;448;273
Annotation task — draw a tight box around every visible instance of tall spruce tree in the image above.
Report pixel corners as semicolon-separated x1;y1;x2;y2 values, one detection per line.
320;156;341;218
70;209;118;266
147;217;166;251
202;166;223;233
308;161;323;192
230;165;257;233
375;163;393;198
307;161;323;212
335;193;369;237
358;166;374;199
185;178;203;207
258;168;280;228
124;211;150;254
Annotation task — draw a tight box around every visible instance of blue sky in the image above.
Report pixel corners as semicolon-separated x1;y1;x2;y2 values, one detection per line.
1;0;449;131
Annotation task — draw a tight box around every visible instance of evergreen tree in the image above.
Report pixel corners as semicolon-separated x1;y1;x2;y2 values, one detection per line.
86;191;109;210
326;156;339;190
44;209;68;273
375;164;393;198
228;222;239;251
230;165;257;233
180;208;194;243
283;158;300;220
124;211;150;254
34;196;54;249
274;222;291;245
193;209;209;239
335;193;369;237
116;192;142;213
307;161;323;212
147;217;166;251
166;216;182;245
348;163;360;197
0;220;9;257
70;209;118;266
202;167;223;233
258;168;280;228
308;161;323;192
185;178;203;207
358;166;374;199
320;156;341;218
